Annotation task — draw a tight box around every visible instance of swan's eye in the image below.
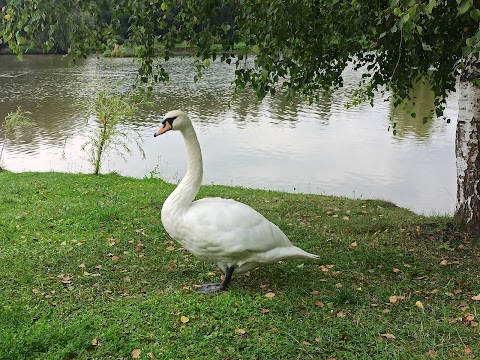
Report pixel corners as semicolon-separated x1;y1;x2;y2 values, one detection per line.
162;116;177;128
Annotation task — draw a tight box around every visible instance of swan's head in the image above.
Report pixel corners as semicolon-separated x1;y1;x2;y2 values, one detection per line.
154;110;190;137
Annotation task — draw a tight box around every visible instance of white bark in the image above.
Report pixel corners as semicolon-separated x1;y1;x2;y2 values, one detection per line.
455;79;480;231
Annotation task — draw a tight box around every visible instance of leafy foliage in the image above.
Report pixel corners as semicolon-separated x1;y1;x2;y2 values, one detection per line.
81;89;145;175
1;1;478;113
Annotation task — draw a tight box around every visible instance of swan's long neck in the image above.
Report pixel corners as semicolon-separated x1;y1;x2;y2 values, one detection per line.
164;124;203;211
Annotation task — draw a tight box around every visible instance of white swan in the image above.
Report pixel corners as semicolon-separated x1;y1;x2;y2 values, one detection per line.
154;110;319;293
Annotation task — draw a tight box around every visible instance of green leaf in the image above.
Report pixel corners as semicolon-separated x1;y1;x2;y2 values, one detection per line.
160;2;168;11
422;43;432;51
462;45;472;56
401;0;415;7
457;0;471;16
15;33;25;45
251;44;260;54
470;8;480;21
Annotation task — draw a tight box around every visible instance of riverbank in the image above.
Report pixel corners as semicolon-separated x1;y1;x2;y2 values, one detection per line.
0;41;247;57
0;171;478;358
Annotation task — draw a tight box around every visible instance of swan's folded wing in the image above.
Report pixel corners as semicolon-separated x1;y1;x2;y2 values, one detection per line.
181;198;292;255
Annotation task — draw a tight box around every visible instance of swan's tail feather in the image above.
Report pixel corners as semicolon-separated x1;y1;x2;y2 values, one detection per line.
265;246;319;262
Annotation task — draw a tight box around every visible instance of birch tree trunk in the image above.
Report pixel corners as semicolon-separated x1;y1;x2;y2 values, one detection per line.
455;65;480;233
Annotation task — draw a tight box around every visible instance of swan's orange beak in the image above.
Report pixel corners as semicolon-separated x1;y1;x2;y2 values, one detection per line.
154;121;172;137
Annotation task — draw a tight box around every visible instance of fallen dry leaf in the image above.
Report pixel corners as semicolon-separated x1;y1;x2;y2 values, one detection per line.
78;263;85;268
260;308;270;314
234;328;246;335
380;333;396;339
166;246;175;251
471;294;480;301
415;301;425;311
32;289;39;295
348;241;357;248
318;264;334;273
180;316;189;323
464;348;472;355
147;352;156;359
439;260;448;266
111;255;120;261
336;311;346;318
302;341;311;346
91;338;99;346
132;349;141;359
265;292;275;299
335;283;343;289
315;337;321;342
471;321;479;327
315;300;325;307
427;350;436;358
392;268;400;273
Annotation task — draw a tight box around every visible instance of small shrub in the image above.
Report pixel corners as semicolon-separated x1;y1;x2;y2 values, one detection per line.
0;107;33;171
81;89;145;175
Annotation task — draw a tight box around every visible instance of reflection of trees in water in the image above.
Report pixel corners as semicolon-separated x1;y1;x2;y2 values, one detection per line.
0;56;92;153
0;55;444;154
389;79;442;141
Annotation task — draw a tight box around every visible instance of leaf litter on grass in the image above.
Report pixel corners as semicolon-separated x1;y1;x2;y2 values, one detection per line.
0;172;479;359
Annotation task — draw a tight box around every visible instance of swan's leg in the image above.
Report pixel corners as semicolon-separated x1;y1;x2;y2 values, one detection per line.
195;267;234;294
220;266;234;290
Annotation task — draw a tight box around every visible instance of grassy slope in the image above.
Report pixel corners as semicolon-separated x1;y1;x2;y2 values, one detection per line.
0;171;478;359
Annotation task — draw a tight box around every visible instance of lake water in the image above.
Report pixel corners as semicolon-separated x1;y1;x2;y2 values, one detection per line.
0;55;458;215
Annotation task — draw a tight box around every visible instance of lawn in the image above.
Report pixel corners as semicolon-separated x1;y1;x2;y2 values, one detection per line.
0;171;478;359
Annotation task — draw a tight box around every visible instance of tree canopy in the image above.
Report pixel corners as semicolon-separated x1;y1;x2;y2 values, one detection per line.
1;0;479;116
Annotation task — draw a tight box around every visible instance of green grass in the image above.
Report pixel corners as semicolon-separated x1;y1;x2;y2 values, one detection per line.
0;171;479;359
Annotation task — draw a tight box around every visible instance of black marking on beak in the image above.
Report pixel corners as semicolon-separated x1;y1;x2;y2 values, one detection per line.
154;116;177;137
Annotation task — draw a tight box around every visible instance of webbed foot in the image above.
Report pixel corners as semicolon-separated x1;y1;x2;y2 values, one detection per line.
194;267;235;294
194;283;225;294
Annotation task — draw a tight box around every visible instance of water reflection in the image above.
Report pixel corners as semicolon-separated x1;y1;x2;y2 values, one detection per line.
390;80;443;141
0;55;457;215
